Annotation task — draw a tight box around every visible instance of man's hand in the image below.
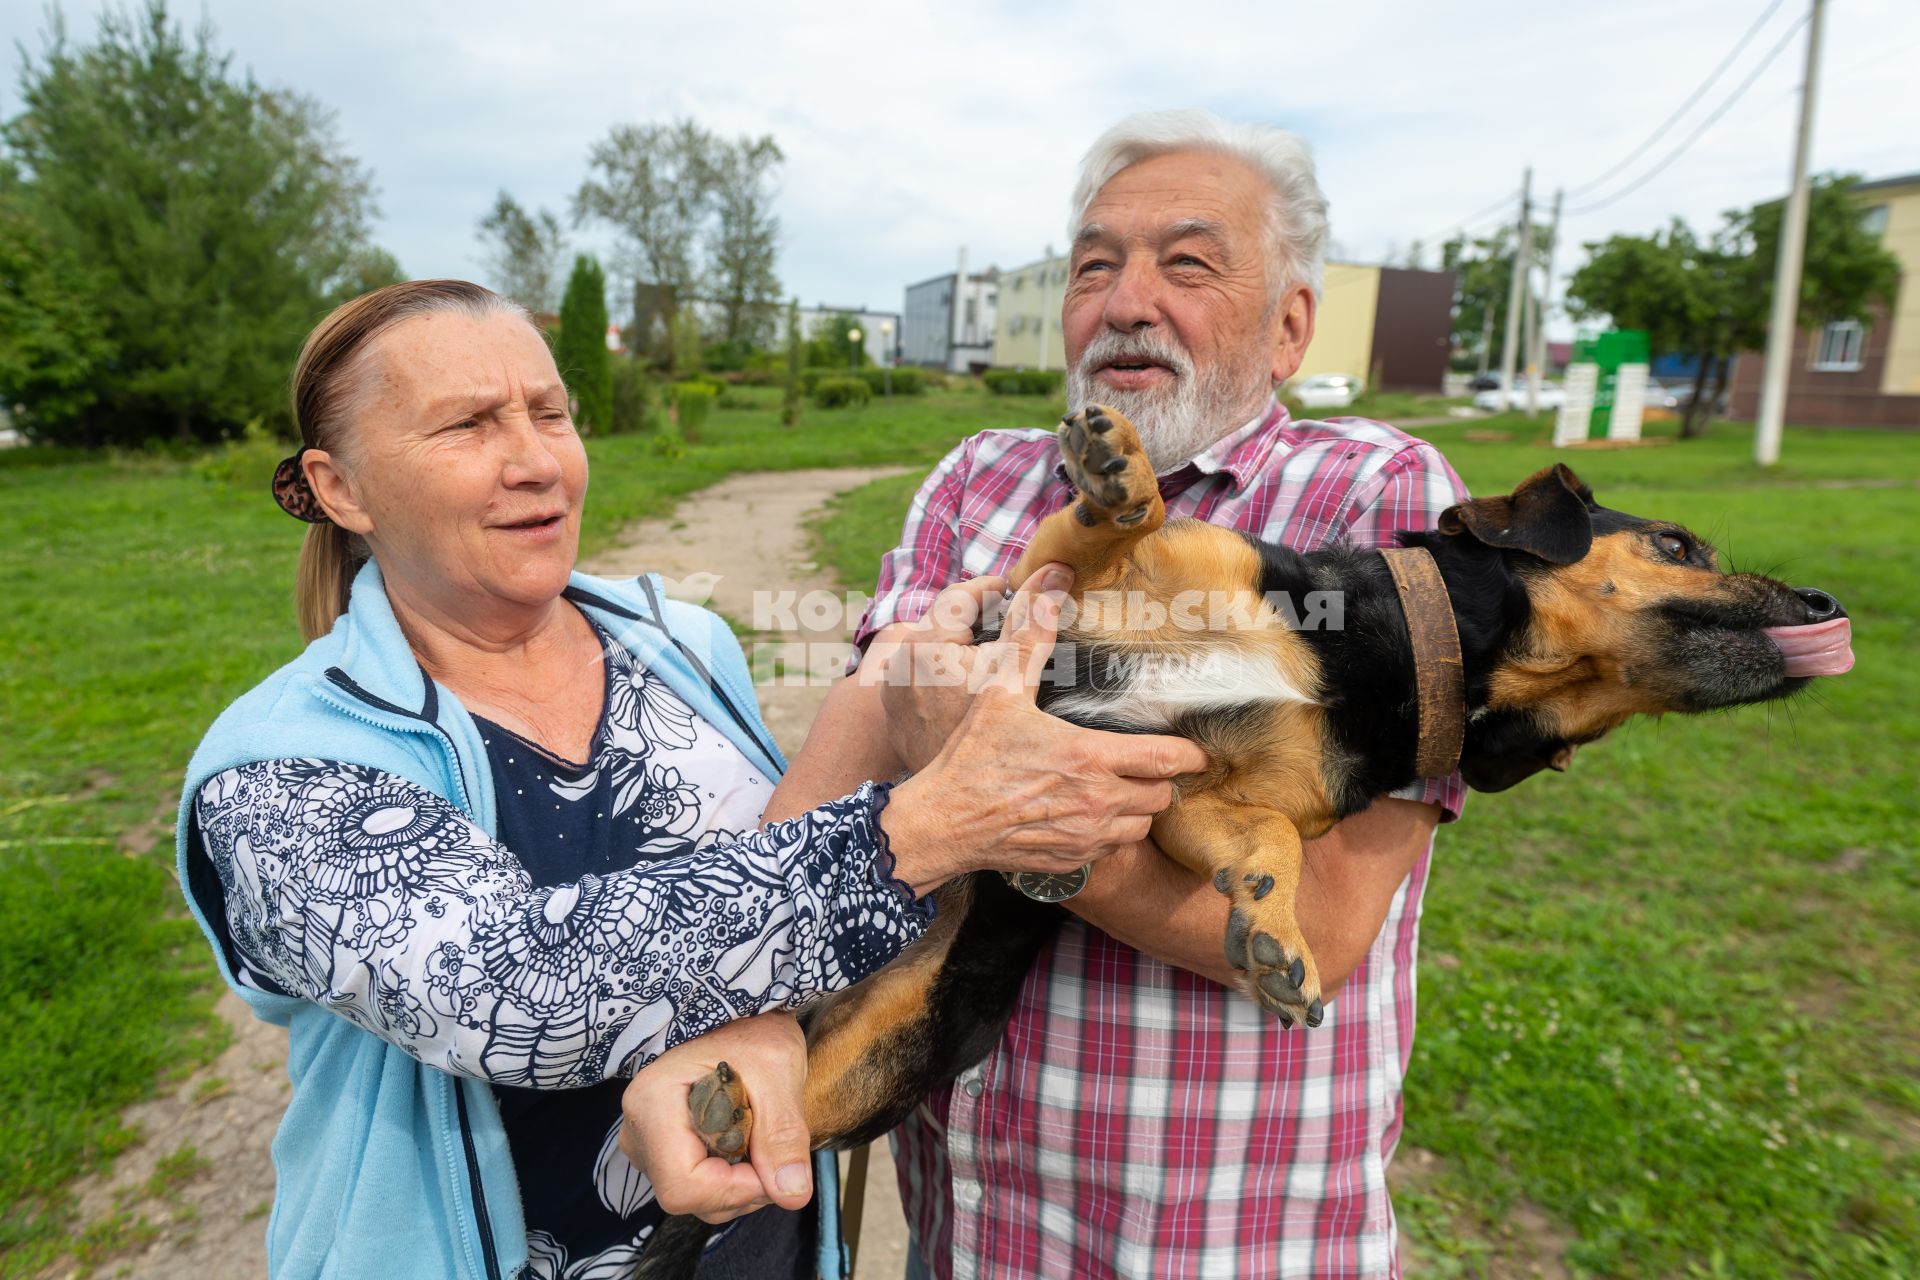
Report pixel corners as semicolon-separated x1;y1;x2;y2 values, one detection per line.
619;1013;812;1224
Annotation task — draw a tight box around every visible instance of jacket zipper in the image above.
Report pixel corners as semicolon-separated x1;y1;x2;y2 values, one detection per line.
322;667;499;1273
453;1084;504;1280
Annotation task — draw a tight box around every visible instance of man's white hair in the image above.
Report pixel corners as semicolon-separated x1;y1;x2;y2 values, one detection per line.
1068;109;1330;299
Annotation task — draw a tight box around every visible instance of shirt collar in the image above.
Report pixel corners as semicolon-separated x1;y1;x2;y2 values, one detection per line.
1054;399;1290;497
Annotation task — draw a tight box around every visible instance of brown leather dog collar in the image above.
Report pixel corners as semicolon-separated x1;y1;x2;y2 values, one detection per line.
1378;546;1465;779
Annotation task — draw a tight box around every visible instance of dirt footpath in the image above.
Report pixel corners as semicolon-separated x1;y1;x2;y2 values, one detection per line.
55;466;914;1279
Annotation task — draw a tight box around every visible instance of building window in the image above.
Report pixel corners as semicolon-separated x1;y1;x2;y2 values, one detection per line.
1812;319;1865;372
1859;204;1889;239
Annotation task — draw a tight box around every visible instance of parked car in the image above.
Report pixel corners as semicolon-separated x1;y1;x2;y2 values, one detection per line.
1473;380;1566;412
1642;379;1681;411
1467;372;1503;392
1290;373;1363;409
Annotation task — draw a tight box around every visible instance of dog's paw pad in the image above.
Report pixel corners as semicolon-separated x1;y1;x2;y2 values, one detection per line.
1225;904;1321;1028
1058;405;1153;513
688;1061;753;1164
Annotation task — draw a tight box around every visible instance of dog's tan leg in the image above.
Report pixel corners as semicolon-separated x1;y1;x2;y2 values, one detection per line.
1153;793;1324;1028
1010;404;1164;593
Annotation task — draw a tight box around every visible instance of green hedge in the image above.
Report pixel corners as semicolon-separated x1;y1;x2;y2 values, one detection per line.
811;377;871;409
855;367;926;396
983;369;1064;396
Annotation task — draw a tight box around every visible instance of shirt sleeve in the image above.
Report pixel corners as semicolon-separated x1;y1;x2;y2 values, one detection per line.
846;440;975;670
192;759;931;1087
1336;438;1472;822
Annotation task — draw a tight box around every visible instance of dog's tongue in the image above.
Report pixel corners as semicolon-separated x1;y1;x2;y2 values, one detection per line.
1762;617;1855;677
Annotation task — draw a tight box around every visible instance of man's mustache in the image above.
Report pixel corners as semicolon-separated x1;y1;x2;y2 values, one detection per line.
1074;331;1195;382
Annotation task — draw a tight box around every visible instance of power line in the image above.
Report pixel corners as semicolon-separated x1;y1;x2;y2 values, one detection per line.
1566;10;1811;216
1567;0;1788;199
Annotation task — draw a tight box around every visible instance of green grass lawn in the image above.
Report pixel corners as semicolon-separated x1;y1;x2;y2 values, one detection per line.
2;391;1915;1276
811;408;1920;1278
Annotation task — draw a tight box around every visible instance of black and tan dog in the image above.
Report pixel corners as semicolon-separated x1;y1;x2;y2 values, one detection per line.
638;404;1853;1275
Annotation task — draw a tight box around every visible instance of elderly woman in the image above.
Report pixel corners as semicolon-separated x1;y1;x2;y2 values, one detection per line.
175;279;1201;1280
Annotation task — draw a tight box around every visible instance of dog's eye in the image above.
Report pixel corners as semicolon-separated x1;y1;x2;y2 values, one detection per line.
1656;532;1690;562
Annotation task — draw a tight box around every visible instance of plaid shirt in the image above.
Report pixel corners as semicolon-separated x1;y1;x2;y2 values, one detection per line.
850;401;1471;1280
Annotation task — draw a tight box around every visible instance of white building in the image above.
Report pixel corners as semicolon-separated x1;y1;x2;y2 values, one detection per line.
773;305;904;367
993;252;1068;370
901;249;998;372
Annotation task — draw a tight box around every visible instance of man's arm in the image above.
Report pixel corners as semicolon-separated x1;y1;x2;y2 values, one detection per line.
1064;798;1439;996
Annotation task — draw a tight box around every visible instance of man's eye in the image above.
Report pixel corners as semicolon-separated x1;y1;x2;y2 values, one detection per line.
1656;532;1690;561
1170;255;1206;268
1077;260;1113;276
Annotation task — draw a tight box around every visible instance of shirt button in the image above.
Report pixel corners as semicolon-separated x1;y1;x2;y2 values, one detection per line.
961;1077;983;1098
956;1178;983;1207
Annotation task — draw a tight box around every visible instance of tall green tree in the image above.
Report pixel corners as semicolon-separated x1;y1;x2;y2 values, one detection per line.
1567;174;1898;437
1441;222;1554;373
807;311;867;369
572;119;784;358
0;195;116;433
781;296;802;427
708;136;783;348
0;3;396;443
476;191;567;314
556;254;612;433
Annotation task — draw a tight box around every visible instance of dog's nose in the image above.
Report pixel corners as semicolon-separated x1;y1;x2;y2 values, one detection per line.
1794;587;1845;621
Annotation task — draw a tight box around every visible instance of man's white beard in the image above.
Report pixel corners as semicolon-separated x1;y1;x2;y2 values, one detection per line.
1067;328;1275;474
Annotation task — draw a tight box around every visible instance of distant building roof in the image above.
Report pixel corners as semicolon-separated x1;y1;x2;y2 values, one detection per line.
1854;172;1920;194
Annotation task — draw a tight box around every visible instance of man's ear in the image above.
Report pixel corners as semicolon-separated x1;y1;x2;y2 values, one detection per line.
1437;464;1594;565
1268;284;1316;385
304;449;375;536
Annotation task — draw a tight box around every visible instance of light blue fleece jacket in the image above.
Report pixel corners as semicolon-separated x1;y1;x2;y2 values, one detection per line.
175;561;804;1280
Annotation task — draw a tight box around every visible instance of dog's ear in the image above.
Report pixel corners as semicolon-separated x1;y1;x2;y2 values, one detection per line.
1459;709;1576;793
1438;464;1594;566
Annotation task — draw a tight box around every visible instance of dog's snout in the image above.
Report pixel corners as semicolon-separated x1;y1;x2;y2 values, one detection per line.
1793;587;1845;621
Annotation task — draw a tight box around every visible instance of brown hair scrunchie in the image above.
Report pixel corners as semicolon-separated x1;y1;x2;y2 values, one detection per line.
272;449;333;524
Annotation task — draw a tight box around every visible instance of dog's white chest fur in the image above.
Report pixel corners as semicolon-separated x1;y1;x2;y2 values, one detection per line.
1045;644;1315;730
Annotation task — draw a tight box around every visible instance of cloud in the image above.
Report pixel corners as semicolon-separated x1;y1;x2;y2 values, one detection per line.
4;0;1913;334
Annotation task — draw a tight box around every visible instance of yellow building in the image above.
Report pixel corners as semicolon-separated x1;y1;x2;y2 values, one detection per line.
992;256;1454;393
1730;173;1920;426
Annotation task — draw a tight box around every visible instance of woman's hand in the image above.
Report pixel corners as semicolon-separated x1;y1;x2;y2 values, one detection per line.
878;564;1210;897
619;1013;812;1224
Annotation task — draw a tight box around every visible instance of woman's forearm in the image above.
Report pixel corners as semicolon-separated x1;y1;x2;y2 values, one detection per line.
194;760;931;1089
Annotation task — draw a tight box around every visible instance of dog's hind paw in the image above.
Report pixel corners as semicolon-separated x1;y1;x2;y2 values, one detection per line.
688;1061;753;1164
1222;890;1324;1029
1059;405;1156;523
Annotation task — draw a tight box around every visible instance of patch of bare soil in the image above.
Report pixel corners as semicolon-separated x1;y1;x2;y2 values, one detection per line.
52;465;916;1278
1390;1146;1574;1280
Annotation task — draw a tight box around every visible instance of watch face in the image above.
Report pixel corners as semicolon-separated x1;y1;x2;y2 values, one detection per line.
1006;865;1090;902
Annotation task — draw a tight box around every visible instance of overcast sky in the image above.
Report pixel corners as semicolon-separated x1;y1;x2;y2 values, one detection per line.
4;0;1915;336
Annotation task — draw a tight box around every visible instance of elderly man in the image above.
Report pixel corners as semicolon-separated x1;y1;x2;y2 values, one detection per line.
775;109;1467;1278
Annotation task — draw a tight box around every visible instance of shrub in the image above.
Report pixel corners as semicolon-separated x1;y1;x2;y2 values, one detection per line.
856;367;926;396
812;377;871;409
608;359;657;435
673;382;717;441
193;420;284;489
983;369;1064;396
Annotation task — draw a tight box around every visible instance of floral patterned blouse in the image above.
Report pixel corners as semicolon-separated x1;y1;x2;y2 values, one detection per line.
190;619;932;1278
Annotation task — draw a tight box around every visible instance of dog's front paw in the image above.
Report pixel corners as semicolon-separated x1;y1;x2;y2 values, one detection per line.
688;1061;753;1163
1059;404;1155;524
1218;870;1324;1028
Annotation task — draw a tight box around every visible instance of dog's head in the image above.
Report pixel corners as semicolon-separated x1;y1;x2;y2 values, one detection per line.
1420;464;1852;792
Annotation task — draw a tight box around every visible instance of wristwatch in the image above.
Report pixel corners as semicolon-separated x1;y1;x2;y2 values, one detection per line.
1002;864;1091;902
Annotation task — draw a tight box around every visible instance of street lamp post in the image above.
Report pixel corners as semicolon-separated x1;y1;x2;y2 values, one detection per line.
879;320;894;398
847;327;862;375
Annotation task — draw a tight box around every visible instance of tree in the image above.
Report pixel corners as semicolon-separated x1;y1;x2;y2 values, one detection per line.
476;191;567;314
781;297;802;428
556;255;612;433
0;3;394;443
0;196;116;434
1440;221;1554;374
573;120;716;345
807;311;867;369
708;136;783;349
1567;174;1898;437
572;119;785;360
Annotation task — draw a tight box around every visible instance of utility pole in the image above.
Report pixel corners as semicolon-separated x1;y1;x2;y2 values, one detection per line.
1526;187;1565;417
1497;167;1532;413
1755;0;1828;466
